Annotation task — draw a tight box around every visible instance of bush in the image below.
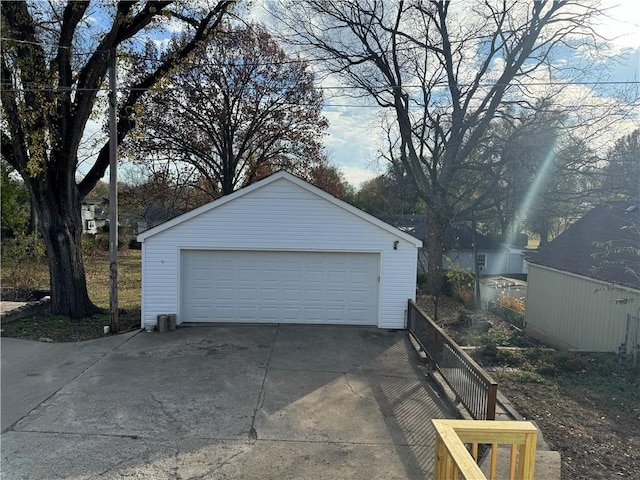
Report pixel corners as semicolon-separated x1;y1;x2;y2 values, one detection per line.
498;295;525;314
1;234;45;264
82;233;129;255
445;270;475;308
1;234;48;291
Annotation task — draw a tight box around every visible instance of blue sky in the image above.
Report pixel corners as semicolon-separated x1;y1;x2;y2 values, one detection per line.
248;0;640;187
86;1;639;188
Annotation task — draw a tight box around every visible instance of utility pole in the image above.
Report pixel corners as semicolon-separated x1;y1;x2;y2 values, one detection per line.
472;212;481;309
109;47;119;333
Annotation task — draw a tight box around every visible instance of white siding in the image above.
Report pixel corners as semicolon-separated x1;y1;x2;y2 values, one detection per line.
140;177;418;329
525;264;640;351
443;251;512;275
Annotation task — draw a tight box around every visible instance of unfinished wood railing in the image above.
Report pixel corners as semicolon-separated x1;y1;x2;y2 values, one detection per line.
432;419;538;480
407;300;498;420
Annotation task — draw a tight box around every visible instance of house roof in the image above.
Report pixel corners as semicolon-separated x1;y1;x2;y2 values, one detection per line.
390;214;504;251
527;201;639;290
137;171;422;247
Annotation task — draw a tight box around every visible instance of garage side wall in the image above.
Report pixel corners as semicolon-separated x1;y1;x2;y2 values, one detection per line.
141;178;418;328
525;264;640;351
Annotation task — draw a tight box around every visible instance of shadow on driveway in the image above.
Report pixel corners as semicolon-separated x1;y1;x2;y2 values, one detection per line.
1;325;457;479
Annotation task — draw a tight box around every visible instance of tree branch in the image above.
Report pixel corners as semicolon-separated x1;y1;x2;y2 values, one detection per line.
78;1;235;197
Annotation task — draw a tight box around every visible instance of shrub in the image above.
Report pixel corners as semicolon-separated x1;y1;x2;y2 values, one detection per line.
82;233;129;255
445;270;475;308
515;370;546;384
1;234;48;291
498;295;525;314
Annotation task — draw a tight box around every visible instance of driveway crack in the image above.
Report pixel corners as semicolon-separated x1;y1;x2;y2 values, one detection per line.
344;373;365;399
149;393;186;434
248;324;279;443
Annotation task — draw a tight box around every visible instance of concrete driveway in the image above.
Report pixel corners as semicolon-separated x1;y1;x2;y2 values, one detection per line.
1;325;457;479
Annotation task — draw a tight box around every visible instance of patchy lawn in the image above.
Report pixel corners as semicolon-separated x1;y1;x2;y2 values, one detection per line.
417;292;640;480
1;249;141;341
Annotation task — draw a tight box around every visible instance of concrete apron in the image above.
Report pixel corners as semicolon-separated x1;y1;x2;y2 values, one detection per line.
1;325;456;480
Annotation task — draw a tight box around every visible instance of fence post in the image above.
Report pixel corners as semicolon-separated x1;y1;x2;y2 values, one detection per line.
486;383;498;420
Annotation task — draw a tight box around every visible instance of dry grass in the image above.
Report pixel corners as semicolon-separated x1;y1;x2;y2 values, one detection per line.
1;249;141;341
497;295;525;314
83;250;141;309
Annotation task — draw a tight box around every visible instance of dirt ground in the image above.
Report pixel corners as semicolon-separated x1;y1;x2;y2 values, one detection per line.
416;294;640;480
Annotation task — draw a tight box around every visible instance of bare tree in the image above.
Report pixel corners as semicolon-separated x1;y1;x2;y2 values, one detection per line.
273;0;603;293
480;104;600;245
1;1;234;317
599;129;640;201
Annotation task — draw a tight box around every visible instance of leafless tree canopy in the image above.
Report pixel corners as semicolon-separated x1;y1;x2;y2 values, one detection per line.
272;0;604;292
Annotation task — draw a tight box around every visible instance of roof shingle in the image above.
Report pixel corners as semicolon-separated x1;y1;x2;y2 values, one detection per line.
527;201;639;290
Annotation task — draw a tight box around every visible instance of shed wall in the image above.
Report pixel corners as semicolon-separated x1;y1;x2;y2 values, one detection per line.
141;178;417;329
525;264;640;351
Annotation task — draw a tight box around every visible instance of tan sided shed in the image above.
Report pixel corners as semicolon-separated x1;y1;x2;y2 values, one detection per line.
525;201;640;351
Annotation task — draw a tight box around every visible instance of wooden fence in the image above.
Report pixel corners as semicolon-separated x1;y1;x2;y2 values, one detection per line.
432;419;538;480
407;300;498;420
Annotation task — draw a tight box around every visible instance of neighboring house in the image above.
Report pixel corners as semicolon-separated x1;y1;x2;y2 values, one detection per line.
81;201;107;234
137;171;422;330
393;215;528;276
525;201;640;352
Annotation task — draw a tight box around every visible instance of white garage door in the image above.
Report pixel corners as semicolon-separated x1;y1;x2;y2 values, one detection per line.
180;250;379;325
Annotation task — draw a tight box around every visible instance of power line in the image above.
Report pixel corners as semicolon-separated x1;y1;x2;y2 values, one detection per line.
2;78;639;93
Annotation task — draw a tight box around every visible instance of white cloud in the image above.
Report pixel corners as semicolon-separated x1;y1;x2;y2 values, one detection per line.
597;0;640;51
322;107;384;185
340;166;380;188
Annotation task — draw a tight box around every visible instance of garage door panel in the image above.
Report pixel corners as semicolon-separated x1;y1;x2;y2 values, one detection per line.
181;251;378;325
305;271;324;283
215;306;234;319
262;288;280;301
283;288;301;301
261;269;280;282
282;307;302;320
304;307;324;321
327;290;345;302
215;287;235;301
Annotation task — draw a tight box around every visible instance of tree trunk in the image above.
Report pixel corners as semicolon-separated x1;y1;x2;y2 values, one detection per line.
538;224;550;247
425;212;446;295
31;178;99;318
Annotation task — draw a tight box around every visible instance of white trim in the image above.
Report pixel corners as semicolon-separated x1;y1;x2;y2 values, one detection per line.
528;262;640;294
140;244;147;328
137;171;422;247
176;245;183;326
177;245;382;254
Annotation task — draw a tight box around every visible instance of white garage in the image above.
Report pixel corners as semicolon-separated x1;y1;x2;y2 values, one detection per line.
137;171;422;329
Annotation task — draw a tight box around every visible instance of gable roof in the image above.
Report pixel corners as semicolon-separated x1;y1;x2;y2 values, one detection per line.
137;171;422;247
389;214;504;251
527;201;639;290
